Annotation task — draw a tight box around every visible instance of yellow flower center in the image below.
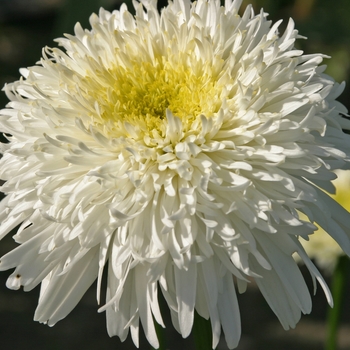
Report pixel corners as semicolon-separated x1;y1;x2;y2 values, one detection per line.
84;56;222;136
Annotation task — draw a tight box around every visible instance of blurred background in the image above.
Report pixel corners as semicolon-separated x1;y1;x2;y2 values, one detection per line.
0;0;349;349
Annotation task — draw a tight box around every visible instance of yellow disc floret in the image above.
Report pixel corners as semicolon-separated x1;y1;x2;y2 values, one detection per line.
83;55;222;137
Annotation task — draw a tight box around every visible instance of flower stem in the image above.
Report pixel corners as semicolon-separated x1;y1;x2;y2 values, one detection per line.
326;255;350;350
193;311;213;350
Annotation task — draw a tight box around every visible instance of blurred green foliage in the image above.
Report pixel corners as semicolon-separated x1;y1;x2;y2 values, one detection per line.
54;0;121;36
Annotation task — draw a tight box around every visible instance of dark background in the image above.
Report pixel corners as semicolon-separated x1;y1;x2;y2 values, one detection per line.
0;0;349;349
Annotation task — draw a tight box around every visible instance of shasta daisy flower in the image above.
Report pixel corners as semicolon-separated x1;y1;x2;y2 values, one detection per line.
1;0;350;348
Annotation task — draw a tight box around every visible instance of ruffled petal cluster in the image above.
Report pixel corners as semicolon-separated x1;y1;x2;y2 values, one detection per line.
1;0;350;348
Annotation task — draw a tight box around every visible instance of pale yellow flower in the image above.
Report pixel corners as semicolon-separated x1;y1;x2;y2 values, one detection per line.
300;170;350;273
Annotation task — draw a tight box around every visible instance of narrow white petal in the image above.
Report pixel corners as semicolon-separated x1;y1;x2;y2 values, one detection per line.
34;247;99;325
175;263;197;338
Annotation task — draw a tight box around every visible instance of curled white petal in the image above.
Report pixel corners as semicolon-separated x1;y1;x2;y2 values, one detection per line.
0;0;350;349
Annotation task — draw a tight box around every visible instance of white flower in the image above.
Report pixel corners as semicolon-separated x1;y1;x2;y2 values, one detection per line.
299;170;350;273
0;0;350;349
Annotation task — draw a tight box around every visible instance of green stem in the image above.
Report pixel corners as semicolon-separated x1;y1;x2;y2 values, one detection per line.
193;311;213;350
325;255;350;350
